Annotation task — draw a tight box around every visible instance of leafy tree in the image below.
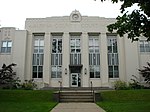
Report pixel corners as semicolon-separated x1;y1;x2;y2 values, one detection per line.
97;0;150;41
0;63;19;88
139;62;150;84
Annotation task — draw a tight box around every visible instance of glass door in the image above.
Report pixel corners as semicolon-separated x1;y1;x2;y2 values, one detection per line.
71;73;78;87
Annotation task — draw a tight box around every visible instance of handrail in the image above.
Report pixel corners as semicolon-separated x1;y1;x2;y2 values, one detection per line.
90;81;95;102
58;81;62;102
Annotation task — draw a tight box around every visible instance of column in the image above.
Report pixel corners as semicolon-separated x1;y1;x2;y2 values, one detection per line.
43;32;51;85
25;32;33;80
82;32;89;87
100;33;109;87
62;32;70;87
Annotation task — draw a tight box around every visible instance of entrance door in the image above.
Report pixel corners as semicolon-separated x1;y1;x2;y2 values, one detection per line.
71;73;78;87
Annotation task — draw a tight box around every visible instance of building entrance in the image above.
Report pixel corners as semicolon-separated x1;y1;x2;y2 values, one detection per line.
69;65;82;87
71;73;81;87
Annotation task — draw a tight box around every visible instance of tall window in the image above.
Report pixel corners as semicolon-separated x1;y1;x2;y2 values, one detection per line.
107;36;119;78
139;40;150;52
32;36;44;78
1;41;12;53
89;35;100;78
70;36;81;65
51;35;62;78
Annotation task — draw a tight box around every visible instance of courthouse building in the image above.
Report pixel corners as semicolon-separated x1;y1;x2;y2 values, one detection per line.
0;10;150;88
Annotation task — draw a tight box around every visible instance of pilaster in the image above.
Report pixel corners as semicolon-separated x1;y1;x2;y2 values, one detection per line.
100;33;109;87
62;32;70;87
82;32;89;87
43;32;50;85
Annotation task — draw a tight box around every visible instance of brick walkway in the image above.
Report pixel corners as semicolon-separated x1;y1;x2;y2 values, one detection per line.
51;103;106;112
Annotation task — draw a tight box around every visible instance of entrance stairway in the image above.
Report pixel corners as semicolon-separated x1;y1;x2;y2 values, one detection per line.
59;91;94;102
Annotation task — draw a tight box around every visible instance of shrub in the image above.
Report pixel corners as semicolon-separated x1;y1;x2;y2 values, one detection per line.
114;80;128;90
21;79;37;90
129;75;144;89
0;63;21;89
139;62;150;84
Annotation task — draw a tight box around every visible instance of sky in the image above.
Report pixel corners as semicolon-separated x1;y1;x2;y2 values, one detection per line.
0;0;132;30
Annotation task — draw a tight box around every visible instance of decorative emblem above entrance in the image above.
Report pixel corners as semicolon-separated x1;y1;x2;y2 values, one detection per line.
70;10;82;22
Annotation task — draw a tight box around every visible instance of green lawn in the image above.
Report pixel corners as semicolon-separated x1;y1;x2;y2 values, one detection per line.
0;90;57;112
97;89;150;112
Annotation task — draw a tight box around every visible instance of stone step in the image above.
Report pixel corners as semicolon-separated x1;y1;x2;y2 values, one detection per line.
60;95;93;99
60;92;93;96
60;98;94;102
59;91;94;102
42;87;112;91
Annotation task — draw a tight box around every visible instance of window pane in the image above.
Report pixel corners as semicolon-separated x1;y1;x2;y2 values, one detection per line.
51;66;57;78
76;39;80;46
109;66;113;72
114;72;119;78
58;39;62;53
33;66;37;72
90;72;94;78
40;40;44;46
39;46;44;53
145;43;150;52
89;39;93;46
113;46;117;53
95;47;99;53
33;54;37;65
38;66;43;72
6;47;11;53
95;39;99;46
90;66;94;78
8;41;12;47
95;66;100;78
33;72;37;78
89;47;94;53
108;54;112;65
1;48;5;53
34;47;38;53
70;39;75;47
52;39;56;53
93;54;96;65
71;49;75;53
76;49;81;53
34;40;39;46
109;72;113;78
38;72;43;78
2;41;7;47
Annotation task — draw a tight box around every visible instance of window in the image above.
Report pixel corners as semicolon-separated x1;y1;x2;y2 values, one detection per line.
107;36;119;78
89;35;100;78
51;35;62;78
32;36;44;78
139;40;150;52
70;38;81;53
70;36;81;65
1;41;12;53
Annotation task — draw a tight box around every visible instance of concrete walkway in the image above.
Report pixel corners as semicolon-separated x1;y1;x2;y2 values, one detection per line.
51;103;106;112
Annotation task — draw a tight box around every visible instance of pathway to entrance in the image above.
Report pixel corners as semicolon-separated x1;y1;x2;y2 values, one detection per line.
51;103;106;112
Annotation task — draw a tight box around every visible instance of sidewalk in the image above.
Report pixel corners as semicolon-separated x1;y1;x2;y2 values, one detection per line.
50;103;106;112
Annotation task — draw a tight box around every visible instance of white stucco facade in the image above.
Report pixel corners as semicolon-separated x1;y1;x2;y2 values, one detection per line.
0;11;150;88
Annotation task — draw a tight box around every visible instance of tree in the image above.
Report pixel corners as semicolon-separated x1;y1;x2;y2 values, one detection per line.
139;62;150;84
97;0;150;42
0;63;18;88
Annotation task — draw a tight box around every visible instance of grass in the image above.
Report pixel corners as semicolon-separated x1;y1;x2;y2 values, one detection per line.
97;89;150;112
0;90;57;112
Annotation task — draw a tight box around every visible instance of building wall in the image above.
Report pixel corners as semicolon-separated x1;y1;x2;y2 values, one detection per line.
0;11;150;88
0;27;27;82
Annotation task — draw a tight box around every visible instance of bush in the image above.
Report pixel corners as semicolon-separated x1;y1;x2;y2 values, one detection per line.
21;79;37;90
129;75;144;89
114;80;128;90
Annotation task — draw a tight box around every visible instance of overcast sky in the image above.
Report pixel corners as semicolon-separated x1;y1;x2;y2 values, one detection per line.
0;0;134;29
